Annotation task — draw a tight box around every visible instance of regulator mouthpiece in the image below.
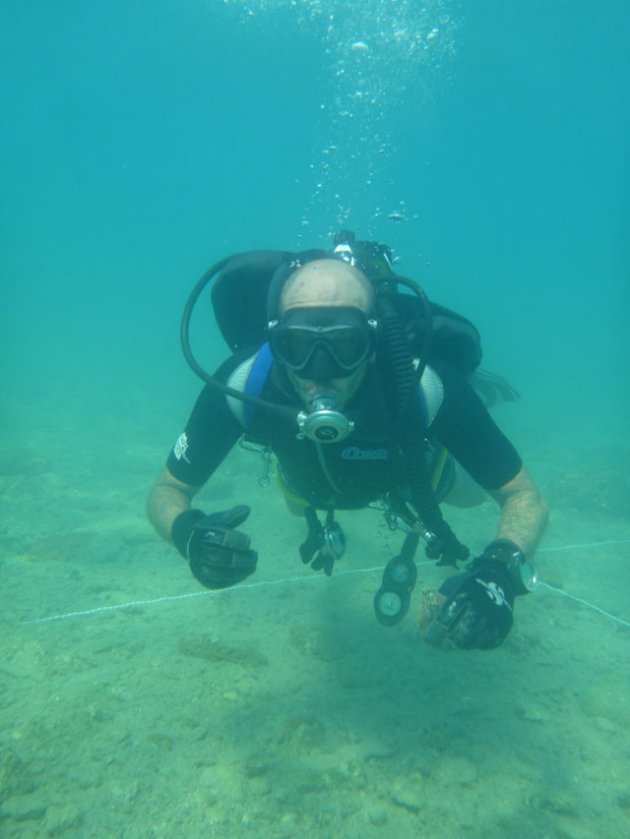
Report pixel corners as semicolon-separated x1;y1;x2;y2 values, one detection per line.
297;396;354;443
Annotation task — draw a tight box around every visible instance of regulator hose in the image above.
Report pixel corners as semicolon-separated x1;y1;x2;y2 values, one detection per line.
180;257;296;422
377;291;469;567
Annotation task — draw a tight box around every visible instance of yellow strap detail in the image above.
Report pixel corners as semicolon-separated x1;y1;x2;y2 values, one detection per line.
276;469;310;514
431;446;450;493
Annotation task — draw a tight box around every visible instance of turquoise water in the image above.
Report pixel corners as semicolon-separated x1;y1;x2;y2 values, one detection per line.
2;2;629;837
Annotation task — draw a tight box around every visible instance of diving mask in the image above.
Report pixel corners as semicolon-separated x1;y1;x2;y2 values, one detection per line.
268;306;377;380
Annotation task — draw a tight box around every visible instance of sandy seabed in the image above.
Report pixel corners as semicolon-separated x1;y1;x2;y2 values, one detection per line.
1;392;629;839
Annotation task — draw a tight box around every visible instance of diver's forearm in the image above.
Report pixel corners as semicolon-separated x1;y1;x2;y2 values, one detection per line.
147;485;191;543
147;468;200;544
495;491;548;556
490;466;549;557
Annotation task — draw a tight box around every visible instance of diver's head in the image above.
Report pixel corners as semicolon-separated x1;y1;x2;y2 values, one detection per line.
268;259;376;409
279;258;374;313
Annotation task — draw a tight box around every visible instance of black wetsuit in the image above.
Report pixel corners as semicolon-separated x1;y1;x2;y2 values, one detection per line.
166;350;522;510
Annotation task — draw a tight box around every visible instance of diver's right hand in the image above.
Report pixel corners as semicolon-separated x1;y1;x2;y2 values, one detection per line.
171;506;258;589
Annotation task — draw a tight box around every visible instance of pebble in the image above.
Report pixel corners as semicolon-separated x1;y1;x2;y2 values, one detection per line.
519;707;550;724
435;756;479;786
391;778;425;812
367;805;389;826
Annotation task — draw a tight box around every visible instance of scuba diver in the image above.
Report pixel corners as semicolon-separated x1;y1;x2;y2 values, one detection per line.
146;233;548;650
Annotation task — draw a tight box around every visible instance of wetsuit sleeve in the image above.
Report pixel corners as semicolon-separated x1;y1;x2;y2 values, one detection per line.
431;363;523;492
166;356;244;487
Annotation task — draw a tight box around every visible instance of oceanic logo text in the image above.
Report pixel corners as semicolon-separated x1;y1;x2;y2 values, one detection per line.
341;446;389;461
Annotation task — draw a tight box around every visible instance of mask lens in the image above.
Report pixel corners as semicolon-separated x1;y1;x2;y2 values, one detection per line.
273;329;318;369
325;326;369;367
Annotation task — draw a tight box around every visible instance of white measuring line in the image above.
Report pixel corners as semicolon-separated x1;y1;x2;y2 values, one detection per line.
20;566;388;626
539;539;630;553
20;540;630;629
538;582;630;629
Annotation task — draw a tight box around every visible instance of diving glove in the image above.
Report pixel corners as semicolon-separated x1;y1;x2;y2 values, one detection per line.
424;525;470;567
422;554;515;650
171;506;258;589
299;507;345;577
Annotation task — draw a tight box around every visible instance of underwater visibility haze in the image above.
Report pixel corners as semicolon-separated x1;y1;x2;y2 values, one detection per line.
1;1;629;836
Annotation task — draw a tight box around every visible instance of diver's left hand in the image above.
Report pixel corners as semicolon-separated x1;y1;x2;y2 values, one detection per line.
421;560;515;650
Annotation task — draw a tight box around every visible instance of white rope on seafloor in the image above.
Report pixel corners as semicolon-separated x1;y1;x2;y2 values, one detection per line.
20;539;630;630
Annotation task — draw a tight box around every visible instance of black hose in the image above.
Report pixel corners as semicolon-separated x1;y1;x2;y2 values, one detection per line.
376;295;417;418
390;273;433;382
180;257;296;422
377;288;468;566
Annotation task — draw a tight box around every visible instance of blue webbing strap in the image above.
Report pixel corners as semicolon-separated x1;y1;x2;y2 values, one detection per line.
242;342;274;429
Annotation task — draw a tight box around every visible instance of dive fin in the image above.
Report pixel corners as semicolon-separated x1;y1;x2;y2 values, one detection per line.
470;369;520;406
